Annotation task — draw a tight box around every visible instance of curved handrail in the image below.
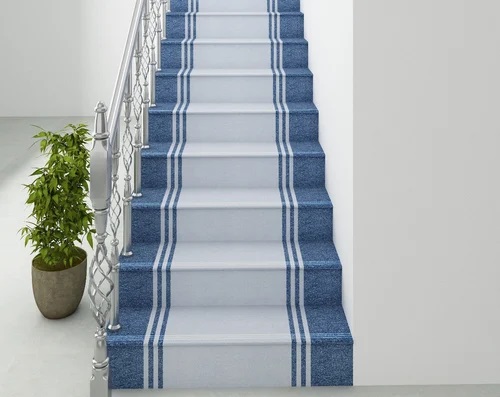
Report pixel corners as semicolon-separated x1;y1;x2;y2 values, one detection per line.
108;0;146;144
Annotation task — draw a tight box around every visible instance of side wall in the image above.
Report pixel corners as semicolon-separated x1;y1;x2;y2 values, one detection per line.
0;1;82;117
355;0;500;385
301;0;354;336
80;0;136;117
0;0;135;117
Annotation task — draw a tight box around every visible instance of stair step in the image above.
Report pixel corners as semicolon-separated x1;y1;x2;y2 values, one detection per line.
170;0;301;13
120;241;342;308
156;68;313;104
132;187;333;243
150;102;318;143
108;305;353;389
161;38;308;69
167;12;304;39
134;186;331;209
142;142;324;189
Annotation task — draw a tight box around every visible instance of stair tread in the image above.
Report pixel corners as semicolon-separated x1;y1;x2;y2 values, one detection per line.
109;305;352;345
121;240;341;270
168;11;303;16
133;187;332;209
163;37;308;44
150;101;318;114
142;141;324;158
158;68;312;77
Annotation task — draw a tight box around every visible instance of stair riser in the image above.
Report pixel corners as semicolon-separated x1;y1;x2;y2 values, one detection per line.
132;206;333;243
120;267;342;308
156;74;313;104
141;155;325;189
149;110;318;143
310;342;354;386
167;13;304;40
109;341;353;388
170;0;301;13
110;343;290;389
161;344;291;388
161;41;308;69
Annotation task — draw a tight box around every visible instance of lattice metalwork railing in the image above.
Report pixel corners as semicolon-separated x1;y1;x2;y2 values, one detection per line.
88;1;169;396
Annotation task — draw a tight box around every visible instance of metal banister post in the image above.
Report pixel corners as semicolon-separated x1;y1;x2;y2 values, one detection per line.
89;102;113;397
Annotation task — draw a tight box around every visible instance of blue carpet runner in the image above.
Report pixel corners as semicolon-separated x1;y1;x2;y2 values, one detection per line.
109;0;353;389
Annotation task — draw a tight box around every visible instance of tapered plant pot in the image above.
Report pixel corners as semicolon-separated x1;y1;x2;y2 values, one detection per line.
31;248;87;319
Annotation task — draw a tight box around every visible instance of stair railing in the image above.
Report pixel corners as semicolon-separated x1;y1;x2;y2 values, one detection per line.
88;1;170;396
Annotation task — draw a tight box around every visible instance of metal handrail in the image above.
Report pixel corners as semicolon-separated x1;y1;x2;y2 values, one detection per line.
107;0;147;146
88;1;170;396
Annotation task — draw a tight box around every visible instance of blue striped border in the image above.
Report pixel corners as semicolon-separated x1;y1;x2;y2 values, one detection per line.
143;0;198;389
269;0;309;387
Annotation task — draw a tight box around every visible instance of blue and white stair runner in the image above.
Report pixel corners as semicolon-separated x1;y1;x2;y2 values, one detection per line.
109;0;353;389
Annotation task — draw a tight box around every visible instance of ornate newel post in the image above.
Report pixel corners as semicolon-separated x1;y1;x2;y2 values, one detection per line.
89;102;114;397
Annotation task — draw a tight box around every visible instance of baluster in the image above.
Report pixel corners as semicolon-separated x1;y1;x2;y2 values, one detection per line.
162;0;168;40
122;71;134;256
156;0;163;71
133;26;143;197
89;102;113;397
150;0;158;107
142;1;151;148
133;127;143;197
108;121;122;331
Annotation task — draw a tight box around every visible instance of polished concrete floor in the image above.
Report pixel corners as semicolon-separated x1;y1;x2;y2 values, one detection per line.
1;117;499;397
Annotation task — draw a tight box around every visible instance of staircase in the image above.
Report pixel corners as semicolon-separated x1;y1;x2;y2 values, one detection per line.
108;0;353;389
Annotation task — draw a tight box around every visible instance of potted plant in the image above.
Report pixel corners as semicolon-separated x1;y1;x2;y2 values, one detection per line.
20;124;95;319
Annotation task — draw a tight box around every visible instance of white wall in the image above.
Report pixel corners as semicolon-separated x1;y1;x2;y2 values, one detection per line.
79;0;136;115
0;1;82;117
355;0;500;385
301;0;354;334
0;0;135;117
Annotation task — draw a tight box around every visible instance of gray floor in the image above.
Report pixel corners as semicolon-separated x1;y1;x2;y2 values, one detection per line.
1;117;499;397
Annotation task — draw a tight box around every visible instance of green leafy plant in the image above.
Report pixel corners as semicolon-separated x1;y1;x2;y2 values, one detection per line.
20;124;95;271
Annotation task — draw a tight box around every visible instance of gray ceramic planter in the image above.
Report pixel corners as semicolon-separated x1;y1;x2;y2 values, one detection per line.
32;248;87;319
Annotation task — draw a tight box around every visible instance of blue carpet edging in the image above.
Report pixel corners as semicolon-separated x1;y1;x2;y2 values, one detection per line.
138;0;198;389
268;0;352;386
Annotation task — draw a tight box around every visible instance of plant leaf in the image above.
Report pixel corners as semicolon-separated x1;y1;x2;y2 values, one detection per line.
86;232;94;249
